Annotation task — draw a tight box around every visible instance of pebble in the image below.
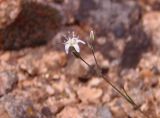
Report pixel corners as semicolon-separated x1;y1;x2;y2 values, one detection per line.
1;95;38;118
143;11;160;51
45;85;55;95
97;105;112;118
0;104;10;118
88;77;102;87
77;86;102;103
0;71;18;96
57;106;81;118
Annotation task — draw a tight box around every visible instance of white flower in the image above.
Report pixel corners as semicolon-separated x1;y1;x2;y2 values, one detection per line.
64;32;86;54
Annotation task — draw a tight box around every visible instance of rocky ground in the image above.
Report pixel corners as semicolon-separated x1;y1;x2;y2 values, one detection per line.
0;0;160;118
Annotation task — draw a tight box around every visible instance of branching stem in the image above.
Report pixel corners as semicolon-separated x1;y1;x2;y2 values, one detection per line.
73;42;149;118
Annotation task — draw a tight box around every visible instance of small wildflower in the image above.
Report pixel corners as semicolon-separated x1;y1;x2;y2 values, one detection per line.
64;32;86;54
90;30;95;41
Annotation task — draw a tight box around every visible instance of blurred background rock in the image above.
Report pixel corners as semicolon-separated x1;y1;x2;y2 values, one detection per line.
0;0;62;50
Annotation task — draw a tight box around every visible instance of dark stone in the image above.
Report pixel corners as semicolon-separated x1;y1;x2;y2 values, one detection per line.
0;2;62;50
41;107;53;117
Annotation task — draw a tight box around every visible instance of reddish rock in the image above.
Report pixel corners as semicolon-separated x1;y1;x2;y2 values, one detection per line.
77;86;102;104
0;104;10;118
57;106;81;118
143;11;160;51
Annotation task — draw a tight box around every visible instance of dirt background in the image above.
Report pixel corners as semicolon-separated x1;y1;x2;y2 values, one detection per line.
0;0;160;118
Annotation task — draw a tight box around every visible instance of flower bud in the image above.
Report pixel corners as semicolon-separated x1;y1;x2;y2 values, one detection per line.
90;30;95;41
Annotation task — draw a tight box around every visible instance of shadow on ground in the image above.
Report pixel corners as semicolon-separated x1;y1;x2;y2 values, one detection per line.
120;23;152;69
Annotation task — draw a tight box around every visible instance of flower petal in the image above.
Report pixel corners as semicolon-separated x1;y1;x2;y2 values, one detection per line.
77;39;86;44
73;44;80;53
65;44;70;54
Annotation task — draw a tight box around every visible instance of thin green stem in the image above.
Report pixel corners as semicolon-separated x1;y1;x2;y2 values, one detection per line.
91;46;99;68
90;45;135;102
78;52;134;105
122;87;136;105
90;47;149;118
76;40;149;117
78;53;149;118
90;46;134;104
